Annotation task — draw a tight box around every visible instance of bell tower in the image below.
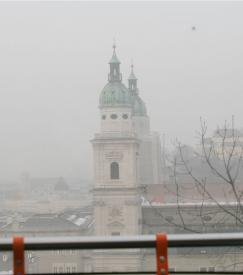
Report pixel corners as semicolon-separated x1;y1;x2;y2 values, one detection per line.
91;45;142;272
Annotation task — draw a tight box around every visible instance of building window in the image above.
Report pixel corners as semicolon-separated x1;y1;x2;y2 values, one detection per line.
2;254;8;262
110;114;118;119
111;232;120;236
122;114;128;119
102;115;106;120
110;162;119;179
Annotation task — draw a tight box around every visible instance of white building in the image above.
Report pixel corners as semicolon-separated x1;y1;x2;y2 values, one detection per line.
91;45;163;271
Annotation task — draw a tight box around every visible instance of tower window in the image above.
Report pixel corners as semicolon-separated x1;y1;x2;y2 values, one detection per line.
110;114;118;119
122;114;128;119
110;162;119;179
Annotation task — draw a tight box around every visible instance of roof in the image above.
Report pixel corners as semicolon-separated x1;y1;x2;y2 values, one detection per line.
132;94;147;116
142;183;243;235
17;214;80;231
141;182;243;205
2;210;93;235
99;82;132;107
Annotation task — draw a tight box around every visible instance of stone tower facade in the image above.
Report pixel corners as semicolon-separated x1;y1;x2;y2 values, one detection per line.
91;45;162;271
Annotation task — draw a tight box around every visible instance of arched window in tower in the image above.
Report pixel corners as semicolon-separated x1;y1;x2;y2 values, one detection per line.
110;162;119;179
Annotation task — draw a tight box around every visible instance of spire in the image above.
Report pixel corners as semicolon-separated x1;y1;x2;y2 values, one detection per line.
128;62;138;92
108;43;122;82
128;63;137;80
109;43;120;64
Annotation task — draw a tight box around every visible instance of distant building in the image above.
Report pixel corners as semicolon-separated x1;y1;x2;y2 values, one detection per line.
197;128;243;158
0;209;93;274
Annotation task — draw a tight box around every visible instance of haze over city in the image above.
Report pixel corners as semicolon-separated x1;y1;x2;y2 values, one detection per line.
0;1;243;181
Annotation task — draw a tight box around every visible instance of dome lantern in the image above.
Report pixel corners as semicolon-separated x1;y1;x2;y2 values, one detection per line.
100;45;133;108
108;43;122;82
128;63;138;93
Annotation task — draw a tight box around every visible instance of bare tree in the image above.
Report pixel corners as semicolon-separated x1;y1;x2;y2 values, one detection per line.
139;119;243;272
176;118;243;225
142;118;243;271
142;117;243;233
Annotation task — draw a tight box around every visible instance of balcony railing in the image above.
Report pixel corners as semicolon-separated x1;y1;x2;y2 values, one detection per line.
2;233;243;250
3;233;243;275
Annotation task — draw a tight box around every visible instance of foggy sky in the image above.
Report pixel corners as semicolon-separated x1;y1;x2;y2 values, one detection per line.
0;1;243;181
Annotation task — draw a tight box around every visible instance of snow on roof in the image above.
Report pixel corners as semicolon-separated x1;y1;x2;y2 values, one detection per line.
142;183;243;206
67;214;76;221
74;217;86;226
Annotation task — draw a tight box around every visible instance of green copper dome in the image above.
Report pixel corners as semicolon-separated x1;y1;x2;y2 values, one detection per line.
99;82;133;107
132;94;147;116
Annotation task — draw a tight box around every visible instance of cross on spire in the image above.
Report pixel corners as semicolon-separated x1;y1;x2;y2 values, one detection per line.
113;40;116;52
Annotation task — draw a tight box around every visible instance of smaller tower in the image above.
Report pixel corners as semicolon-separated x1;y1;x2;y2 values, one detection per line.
128;63;150;136
128;64;137;92
128;64;162;186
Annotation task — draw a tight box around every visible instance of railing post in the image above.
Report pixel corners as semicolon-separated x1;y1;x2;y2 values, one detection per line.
156;233;168;275
13;236;25;275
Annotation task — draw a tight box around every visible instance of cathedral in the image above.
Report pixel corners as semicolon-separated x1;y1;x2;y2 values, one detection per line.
91;45;163;271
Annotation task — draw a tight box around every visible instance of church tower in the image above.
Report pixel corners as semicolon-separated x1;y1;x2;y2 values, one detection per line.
91;45;142;272
128;63;162;186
